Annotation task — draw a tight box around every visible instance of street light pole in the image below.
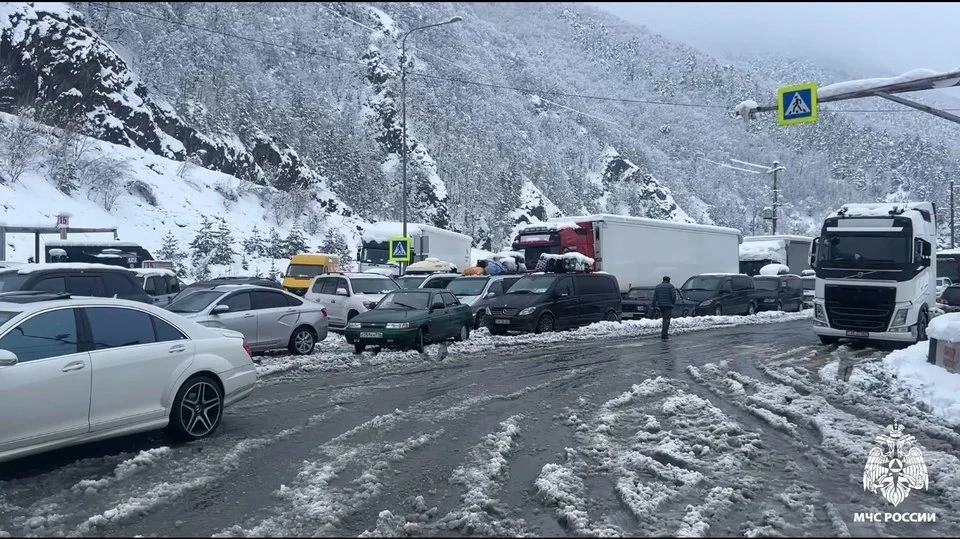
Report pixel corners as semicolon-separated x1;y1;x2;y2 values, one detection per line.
400;16;463;245
952;179;956;249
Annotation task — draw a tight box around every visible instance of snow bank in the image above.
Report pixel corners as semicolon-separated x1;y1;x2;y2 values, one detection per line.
739;240;785;262
759;263;789;276
881;342;960;425
928;313;960;341
820;68;960;99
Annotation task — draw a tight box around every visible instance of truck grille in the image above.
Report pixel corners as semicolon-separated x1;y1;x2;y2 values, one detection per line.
491;308;518;317
824;284;895;331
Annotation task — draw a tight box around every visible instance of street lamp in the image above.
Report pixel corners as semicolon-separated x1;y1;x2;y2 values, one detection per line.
400;16;463;244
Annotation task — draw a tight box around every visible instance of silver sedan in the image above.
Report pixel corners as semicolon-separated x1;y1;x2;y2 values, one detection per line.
166;284;328;355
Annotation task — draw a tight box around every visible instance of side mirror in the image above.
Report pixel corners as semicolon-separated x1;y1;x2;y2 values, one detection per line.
212;304;230;314
809;238;820;268
336;287;349;297
557;290;570;298
431;300;444;311
0;349;18;367
486;291;497;298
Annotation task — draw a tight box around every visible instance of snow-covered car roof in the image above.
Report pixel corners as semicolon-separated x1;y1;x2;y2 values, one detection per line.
132;268;177;278
3;263;137;275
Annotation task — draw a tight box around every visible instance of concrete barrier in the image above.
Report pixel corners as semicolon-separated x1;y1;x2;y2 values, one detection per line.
927;313;960;373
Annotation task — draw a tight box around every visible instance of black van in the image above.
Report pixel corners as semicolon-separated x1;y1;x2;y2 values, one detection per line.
681;273;758;316
752;274;804;312
483;272;621;334
0;264;151;303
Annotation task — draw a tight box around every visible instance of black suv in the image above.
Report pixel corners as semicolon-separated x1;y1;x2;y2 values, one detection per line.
752;274;804;312
0;264;150;303
483;272;621;334
681;273;758;316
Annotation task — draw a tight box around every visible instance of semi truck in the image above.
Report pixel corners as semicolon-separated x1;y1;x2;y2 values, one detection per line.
739;235;813;276
357;221;473;277
809;202;936;345
511;213;742;294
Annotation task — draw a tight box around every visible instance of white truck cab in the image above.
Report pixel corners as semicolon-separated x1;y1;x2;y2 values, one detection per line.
809;202;936;345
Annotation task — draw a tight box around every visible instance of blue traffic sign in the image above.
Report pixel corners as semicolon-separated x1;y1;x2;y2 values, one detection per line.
777;83;818;126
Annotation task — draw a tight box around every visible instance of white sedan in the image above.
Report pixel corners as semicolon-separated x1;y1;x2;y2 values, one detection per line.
0;292;257;464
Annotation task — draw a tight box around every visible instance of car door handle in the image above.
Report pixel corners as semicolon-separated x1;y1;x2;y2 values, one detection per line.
243;313;255;318
168;344;187;354
286;308;296;312
62;361;85;372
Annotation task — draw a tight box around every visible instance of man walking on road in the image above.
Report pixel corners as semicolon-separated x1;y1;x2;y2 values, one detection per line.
654;276;677;340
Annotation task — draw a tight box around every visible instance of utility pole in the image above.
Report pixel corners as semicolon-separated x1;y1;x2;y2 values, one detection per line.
702;157;785;235
772;160;781;235
952;179;956;249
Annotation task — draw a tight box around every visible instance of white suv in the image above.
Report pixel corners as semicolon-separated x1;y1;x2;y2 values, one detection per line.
305;273;400;329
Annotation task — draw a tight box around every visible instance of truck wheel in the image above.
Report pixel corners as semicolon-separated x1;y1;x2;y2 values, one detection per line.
915;308;929;344
414;328;426;353
714;305;723;316
455;324;469;342
535;314;555;334
604;310;620;323
819;335;839;345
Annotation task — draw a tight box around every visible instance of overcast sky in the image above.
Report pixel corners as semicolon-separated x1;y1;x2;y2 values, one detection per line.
588;2;960;77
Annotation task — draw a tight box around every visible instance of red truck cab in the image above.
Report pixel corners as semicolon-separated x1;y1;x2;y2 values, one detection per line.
512;221;598;270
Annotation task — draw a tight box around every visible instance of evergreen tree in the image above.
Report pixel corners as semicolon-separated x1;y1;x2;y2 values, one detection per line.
242;225;266;257
266;227;285;258
284;227;308;256
319;230;353;269
210;216;237;265
188;216;215;279
157;230;187;275
267;259;279;281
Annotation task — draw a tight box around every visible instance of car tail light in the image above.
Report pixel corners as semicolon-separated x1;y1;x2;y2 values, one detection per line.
321;307;328;319
242;339;253;360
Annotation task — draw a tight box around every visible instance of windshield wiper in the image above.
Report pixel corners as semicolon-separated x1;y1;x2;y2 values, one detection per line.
683;288;710;291
392;302;418;310
508;290;534;294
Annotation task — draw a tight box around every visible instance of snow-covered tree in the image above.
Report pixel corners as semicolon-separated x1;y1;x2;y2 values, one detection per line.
210;216;236;265
284;227;308;257
188;216;215;279
157;230;188;276
319;230;353;269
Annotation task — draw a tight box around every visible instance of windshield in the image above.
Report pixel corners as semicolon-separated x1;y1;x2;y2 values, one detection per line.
817;234;909;268
942;287;960;303
938;257;960;280
286;264;326;278
0;310;17;326
360;243;391;265
627;289;654;299
352;278;399;295
682;276;723;291
396;276;426;289
753;278;780;291
802;279;815;291
507;275;557;295
0;273;28;293
447;277;488;297
377;291;430;310
167;290;223;313
521;245;560;269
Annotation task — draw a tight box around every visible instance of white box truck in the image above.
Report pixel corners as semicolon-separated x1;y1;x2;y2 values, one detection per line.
511;213;742;293
739;235;813;276
810;202;936;345
358;221;473;277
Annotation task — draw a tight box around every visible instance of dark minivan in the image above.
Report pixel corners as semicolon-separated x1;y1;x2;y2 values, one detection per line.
483;272;621;334
681;273;758;316
0;264;151;303
752;274;804;312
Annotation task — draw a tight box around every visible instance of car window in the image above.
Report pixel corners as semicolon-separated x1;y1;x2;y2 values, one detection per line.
502;277;522;291
0;272;28;292
442;292;459;306
0;308;79;362
0;311;16;326
734;277;754;291
335;278;349;294
166;275;182;293
251;290;288;310
285;294;303;306
152;315;188;342
488;281;504;296
556;277;574;297
143;275;161;295
167;290;222;313
351;278;399;294
220;292;252;312
101;272;136;295
32;276;66;293
68;275;106;297
422;277;447;289
85;307;157;350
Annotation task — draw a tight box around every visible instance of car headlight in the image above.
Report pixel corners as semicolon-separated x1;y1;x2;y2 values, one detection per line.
814;304;826;321
485;307;492;315
892;308;909;327
386;322;410;329
518;306;536;316
699;299;714;306
346;322;361;329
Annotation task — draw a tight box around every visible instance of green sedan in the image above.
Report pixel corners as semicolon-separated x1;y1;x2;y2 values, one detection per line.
344;289;474;354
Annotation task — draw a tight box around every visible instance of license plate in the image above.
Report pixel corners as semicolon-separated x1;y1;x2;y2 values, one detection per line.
846;330;868;337
637;307;646;312
360;332;383;339
495;319;510;325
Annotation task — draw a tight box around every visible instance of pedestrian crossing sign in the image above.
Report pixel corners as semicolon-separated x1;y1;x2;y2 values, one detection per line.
388;237;412;263
778;83;818;126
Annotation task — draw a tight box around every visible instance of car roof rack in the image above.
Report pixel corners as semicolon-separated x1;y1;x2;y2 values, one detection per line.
0;291;72;303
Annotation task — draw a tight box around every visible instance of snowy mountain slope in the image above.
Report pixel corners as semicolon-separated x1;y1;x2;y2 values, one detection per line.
507;179;565;243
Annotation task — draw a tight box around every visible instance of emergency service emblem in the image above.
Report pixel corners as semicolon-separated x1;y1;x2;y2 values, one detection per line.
863;422;928;507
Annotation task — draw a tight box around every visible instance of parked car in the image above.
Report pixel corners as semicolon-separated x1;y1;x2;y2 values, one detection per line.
801;275;815;309
395;275;427;289
483;272;621;334
134;268;188;307
751;274;804;312
171;277;284;302
344;289;473;354
166;284;327;355
419;272;462;290
447;274;524;328
681;273;758;316
937;277;953;299
939;285;960;313
621;286;697;319
0;292;256;464
0;263;151;303
304;272;400;329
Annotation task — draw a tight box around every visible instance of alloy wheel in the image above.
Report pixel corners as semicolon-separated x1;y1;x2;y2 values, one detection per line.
179;381;222;438
294;329;314;354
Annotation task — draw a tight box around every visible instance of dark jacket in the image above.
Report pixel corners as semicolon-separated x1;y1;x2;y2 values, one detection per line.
654;282;677;307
